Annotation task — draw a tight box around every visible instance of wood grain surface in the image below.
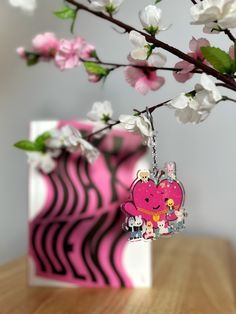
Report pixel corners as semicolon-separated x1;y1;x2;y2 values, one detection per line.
0;236;235;314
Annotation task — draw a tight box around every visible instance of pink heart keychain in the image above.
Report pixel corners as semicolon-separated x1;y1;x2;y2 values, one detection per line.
121;108;187;241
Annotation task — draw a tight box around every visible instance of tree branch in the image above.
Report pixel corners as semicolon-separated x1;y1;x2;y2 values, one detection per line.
66;0;236;91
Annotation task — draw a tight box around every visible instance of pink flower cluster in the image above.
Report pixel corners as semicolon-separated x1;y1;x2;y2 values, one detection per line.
173;37;210;83
17;32;96;71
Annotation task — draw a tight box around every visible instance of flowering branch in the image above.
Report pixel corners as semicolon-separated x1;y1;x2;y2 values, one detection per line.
65;0;236;91
86;89;236;140
86;100;169;139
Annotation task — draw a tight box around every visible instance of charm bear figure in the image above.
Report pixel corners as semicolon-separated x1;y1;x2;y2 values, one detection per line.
121;162;187;241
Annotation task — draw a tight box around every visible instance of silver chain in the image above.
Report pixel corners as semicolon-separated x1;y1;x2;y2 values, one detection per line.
146;107;158;178
150;130;158;177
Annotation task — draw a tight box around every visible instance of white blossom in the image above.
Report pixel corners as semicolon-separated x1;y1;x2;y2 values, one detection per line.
190;0;236;33
46;125;99;163
9;0;36;12
46;125;82;149
169;74;222;124
77;138;100;164
194;73;222;109
27;152;57;174
87;101;113;122
170;94;203;124
87;101;113;138
119;114;153;145
129;31;151;60
90;0;124;14
148;52;167;67
139;5;168;35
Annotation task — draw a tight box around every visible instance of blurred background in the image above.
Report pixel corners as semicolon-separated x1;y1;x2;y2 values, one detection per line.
1;0;236;264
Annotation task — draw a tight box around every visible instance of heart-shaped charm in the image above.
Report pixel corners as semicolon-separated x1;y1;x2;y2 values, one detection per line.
121;164;186;241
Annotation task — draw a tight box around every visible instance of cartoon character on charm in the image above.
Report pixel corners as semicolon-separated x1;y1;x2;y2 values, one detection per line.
174;208;185;231
155;220;173;238
142;221;155;240
134;215;143;239
137;169;150;183
165;198;177;221
124;217;136;241
124;216;144;241
122;178;164;228
166;162;176;183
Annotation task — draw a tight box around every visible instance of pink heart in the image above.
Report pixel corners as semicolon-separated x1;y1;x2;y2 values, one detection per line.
121;178;184;228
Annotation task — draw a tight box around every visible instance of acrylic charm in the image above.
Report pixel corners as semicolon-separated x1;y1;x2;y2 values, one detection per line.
121;163;186;241
121;108;187;241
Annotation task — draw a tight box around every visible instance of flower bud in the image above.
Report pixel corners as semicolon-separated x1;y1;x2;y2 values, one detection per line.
139;5;162;35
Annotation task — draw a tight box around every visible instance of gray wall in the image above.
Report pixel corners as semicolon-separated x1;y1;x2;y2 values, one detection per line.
1;0;236;264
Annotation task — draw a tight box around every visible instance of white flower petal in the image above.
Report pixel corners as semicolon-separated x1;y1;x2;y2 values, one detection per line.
136;115;152;137
131;48;148;60
129;31;147;48
119;114;152;145
169;93;189;109
90;0;123;13
190;0;236;31
87;100;113;121
27;152;57;173
140;5;162;28
78;138;100;163
198;73;221;102
148;52;167;67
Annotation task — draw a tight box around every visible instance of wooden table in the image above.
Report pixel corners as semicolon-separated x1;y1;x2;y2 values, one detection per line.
0;236;235;314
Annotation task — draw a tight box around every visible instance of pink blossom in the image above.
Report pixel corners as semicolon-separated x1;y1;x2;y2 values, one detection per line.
32;33;59;58
173;37;210;83
188;37;210;59
79;42;96;60
16;47;26;59
88;73;101;82
54;37;84;70
229;45;235;60
124;55;165;95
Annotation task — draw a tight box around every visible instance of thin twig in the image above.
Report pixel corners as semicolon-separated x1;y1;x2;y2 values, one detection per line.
65;0;236;91
81;58;203;73
223;29;236;43
221;96;236;103
86;121;120;139
216;83;236;92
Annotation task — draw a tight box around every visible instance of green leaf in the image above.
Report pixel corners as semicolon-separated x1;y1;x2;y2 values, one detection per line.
90;50;98;59
14;140;42;152
155;0;162;3
54;6;76;20
201;46;234;74
35;132;51;150
25;52;40;66
83;62;109;76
